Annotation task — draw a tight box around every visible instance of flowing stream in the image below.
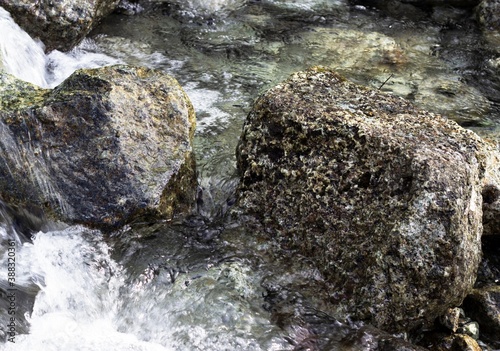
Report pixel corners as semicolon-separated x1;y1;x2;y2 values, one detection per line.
1;1;500;350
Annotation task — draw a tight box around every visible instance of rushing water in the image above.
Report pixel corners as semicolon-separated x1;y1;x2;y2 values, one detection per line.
1;1;500;350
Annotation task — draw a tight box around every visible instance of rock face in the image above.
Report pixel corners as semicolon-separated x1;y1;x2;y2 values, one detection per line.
0;65;196;229
482;146;500;236
0;0;120;52
236;67;486;333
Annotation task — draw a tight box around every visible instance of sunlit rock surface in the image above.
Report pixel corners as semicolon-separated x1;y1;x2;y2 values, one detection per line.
0;0;120;52
0;65;196;229
482;147;500;236
236;67;488;333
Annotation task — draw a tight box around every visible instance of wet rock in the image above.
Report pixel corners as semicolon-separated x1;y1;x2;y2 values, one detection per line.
458;321;480;339
437;308;480;340
262;285;428;351
463;285;500;347
0;0;120;52
476;0;500;31
0;65;196;230
116;0;144;15
439;308;464;333
482;145;500;236
236;67;487;333
435;334;482;351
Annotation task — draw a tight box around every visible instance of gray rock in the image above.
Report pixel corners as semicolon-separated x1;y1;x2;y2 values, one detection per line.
439;307;464;333
0;0;120;52
482;145;500;236
463;286;500;347
476;0;500;31
236;67;487;332
0;65;196;229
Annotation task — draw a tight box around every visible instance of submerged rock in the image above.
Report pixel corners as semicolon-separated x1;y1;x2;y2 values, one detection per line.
291;26;491;127
476;0;500;31
476;0;500;51
236;67;488;333
0;65;196;229
0;0;120;52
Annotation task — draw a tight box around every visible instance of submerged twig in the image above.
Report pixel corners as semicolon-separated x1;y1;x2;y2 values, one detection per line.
378;73;394;90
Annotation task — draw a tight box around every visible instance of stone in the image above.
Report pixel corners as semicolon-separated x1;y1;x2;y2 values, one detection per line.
439;308;464;333
262;285;428;351
0;65;196;230
236;67;487;333
463;285;500;347
0;0;120;52
481;143;500;236
476;0;500;31
435;334;482;351
457;321;480;340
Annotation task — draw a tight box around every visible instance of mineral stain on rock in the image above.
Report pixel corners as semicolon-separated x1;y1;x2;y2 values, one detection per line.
236;66;488;333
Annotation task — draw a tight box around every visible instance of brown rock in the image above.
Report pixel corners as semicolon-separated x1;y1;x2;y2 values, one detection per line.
236;67;487;332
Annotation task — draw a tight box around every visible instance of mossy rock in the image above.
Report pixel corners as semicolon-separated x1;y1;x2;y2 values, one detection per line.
0;65;197;230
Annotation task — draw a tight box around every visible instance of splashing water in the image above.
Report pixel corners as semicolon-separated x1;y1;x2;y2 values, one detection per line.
0;224;290;351
1;227;170;351
0;7;119;88
0;7;48;87
166;0;247;18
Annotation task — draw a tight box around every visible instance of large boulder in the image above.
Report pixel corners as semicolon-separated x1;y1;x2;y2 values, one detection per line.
0;65;196;229
0;0;120;52
236;67;488;333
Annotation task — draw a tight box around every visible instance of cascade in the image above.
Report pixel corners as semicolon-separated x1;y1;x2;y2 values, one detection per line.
0;7;118;89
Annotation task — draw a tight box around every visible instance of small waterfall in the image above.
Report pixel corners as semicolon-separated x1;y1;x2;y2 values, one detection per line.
0;7;48;87
0;227;171;351
0;225;289;350
0;7;119;89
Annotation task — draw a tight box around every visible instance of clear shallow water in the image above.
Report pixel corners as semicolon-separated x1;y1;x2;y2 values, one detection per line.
1;1;500;350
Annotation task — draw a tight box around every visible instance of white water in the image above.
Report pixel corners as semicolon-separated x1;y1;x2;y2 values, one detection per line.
1;227;171;351
0;225;289;351
0;7;119;88
0;4;291;350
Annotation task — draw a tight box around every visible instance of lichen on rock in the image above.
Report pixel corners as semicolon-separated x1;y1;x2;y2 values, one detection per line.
0;65;197;229
236;67;488;333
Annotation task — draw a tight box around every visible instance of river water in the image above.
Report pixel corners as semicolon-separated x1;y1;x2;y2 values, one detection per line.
0;1;499;350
